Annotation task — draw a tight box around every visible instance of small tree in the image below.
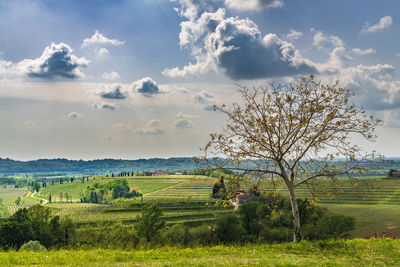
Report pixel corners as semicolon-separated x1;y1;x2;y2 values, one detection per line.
135;203;165;242
204;76;382;242
212;176;226;198
58;191;63;203
15;196;21;205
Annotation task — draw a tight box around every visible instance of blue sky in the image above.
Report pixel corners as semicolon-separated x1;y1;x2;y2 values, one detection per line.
0;0;399;160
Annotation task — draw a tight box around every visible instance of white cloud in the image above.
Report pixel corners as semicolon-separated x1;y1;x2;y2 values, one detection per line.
224;0;283;11
102;71;120;81
362;16;393;33
131;77;161;96
163;7;316;80
19;43;89;79
96;48;109;56
66;112;84;119
146;119;161;128
176;112;199;119
174;118;193;129
352;48;376;56
98;83;128;99
93;102;116;110
285;29;303;40
312;30;344;51
81;30;125;48
193;90;216;110
111;123;132;133
134;119;166;135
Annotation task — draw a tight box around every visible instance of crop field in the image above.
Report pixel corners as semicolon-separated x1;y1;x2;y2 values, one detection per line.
0;188;41;213
37;175;208;202
1;239;400;266
46;200;232;226
262;177;400;204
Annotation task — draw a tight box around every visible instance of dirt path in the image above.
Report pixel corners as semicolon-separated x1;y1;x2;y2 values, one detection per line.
30;191;48;205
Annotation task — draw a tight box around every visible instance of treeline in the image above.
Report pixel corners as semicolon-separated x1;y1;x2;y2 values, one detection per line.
0;157;200;173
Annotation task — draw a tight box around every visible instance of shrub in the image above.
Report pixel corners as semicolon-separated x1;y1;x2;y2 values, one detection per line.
190;224;215;245
135;203;165;243
215;213;245;243
258;225;288;243
19;240;46;252
162;224;191;246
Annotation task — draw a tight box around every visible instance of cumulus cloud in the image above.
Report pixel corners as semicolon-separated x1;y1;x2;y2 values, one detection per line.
362;16;393;33
134;128;166;135
20;43;89;79
111;123;132;133
134;119;166;135
96;48;109;56
102;71;120;81
352;48;376;56
285;29;303;40
224;0;283;11
193;90;216;110
93;102;116;110
81;30;125;48
98;83;128;99
174;118;193;129
66;112;84;119
132;77;161;96
176;112;199;119
312;30;344;51
163;7;316;80
146;119;161;128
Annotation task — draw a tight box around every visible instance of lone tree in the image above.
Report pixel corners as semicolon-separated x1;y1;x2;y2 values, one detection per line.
204;76;382;242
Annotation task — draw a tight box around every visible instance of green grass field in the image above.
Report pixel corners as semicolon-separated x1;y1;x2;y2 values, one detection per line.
37;175;212;202
1;239;399;266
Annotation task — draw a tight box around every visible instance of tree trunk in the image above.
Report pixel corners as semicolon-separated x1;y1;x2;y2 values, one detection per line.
287;182;302;242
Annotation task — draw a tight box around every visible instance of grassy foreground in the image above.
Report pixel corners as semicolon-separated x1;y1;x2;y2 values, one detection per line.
1;239;400;266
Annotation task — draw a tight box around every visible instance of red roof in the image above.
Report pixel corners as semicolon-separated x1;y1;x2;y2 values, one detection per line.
364;232;400;239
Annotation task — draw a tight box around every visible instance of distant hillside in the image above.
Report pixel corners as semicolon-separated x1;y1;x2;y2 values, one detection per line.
0;157;200;174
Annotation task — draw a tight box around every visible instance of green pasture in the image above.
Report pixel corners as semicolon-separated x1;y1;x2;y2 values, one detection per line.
37;175;207;202
46;200;232;226
263;177;400;204
1;239;399;266
0;187;28;205
322;203;400;237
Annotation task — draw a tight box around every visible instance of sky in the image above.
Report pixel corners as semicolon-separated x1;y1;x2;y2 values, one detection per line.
1;0;400;160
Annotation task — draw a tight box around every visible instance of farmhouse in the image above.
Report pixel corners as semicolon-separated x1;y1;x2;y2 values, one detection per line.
391;172;400;178
141;171;169;176
365;232;400;239
230;189;249;210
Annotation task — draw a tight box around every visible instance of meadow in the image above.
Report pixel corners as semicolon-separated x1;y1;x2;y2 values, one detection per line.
1;239;399;266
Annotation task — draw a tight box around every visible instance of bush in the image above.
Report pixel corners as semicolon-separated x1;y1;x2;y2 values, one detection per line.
258;225;288;243
190;224;215;245
19;240;46;252
162;224;191;246
135;203;165;243
215;213;245;243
